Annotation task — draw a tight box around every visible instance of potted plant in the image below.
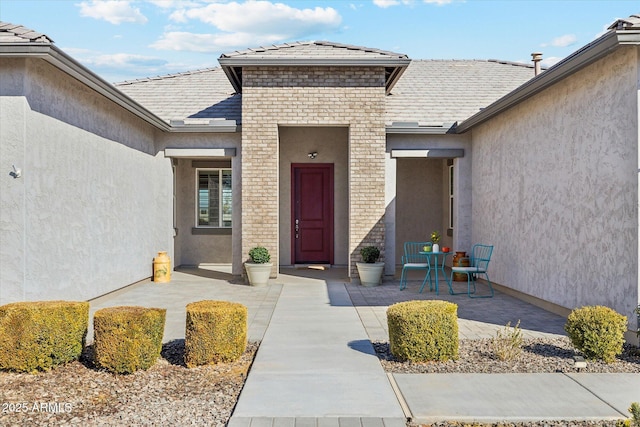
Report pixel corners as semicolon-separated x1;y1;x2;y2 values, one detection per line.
430;231;441;253
245;246;273;286
356;246;384;287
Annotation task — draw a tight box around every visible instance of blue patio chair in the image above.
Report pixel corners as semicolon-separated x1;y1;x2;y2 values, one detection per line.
399;242;432;293
448;244;494;298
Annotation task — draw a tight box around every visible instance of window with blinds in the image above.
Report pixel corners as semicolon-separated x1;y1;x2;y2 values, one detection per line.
197;169;232;228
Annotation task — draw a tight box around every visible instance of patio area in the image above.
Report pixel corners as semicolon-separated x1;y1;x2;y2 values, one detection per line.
88;265;568;344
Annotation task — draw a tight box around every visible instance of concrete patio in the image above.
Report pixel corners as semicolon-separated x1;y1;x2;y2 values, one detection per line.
87;266;638;425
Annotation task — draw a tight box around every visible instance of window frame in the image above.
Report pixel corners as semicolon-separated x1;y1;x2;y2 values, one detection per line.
195;168;232;229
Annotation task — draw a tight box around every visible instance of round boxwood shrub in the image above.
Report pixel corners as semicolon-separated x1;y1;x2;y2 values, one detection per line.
387;300;458;362
248;246;271;264
564;305;627;363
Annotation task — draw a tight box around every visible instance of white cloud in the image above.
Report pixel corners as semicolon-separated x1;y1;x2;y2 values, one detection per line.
174;1;341;36
541;56;562;68
146;0;200;8
91;53;168;67
373;0;414;7
423;0;455;4
541;34;577;48
63;47;170;80
77;1;148;25
374;0;455;7
373;0;400;7
150;30;280;52
154;1;342;52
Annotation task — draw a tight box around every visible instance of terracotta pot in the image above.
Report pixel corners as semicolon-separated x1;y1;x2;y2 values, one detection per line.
452;251;470;282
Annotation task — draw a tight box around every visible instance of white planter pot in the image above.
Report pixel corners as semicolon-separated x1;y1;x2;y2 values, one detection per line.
356;262;384;287
245;262;273;286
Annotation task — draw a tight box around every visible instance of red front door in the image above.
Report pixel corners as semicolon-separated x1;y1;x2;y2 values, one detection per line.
292;164;334;264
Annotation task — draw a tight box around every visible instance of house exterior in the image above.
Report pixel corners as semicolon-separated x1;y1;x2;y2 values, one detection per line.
1;16;639;341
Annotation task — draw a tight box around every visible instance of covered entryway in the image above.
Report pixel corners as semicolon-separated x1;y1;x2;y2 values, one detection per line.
278;126;349;268
292;163;334;264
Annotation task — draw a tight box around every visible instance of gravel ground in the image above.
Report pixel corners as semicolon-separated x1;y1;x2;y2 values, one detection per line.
0;341;258;427
1;338;638;427
374;337;640;373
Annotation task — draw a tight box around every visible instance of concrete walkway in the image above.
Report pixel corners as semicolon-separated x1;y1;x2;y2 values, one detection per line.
89;266;640;425
229;279;406;427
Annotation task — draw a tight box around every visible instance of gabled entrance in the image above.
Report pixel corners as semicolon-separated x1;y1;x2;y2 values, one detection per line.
291;163;334;264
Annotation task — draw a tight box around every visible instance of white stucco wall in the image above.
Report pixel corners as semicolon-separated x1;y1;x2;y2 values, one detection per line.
0;59;173;304
470;46;639;329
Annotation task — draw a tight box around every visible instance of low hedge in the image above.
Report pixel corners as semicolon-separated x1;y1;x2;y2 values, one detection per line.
93;306;166;374
565;305;627;363
387;300;458;362
0;301;89;373
185;300;247;367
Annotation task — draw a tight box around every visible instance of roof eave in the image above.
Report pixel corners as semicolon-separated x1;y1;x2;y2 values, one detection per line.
386;122;456;134
0;43;172;132
219;57;411;93
456;30;633;133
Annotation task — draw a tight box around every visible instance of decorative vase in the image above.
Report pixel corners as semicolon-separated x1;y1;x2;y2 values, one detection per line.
153;251;171;283
452;251;470;282
432;243;440;253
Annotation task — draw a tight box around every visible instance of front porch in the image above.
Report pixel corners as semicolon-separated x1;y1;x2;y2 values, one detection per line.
87;265;568;344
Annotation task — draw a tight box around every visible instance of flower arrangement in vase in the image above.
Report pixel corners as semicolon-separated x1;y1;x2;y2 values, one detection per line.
430;231;441;253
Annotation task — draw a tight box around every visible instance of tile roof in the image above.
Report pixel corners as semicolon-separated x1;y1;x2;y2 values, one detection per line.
0;22;52;43
116;68;241;123
608;14;640;30
385;60;535;125
117;58;534;126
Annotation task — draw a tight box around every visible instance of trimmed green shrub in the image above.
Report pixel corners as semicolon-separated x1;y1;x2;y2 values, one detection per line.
387;300;458;362
564;305;627;363
0;301;89;373
93;306;166;374
248;246;270;264
185;300;247;367
360;246;380;263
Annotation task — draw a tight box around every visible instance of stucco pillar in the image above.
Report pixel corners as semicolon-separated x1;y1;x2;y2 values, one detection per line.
385;152;397;276
454;155;472;252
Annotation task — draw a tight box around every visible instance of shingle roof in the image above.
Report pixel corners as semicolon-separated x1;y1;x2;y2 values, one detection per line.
116;68;241;123
116;58;534;126
385;60;535;126
0;22;52;43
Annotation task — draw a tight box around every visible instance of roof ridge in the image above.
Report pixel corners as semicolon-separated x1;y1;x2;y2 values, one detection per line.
410;59;534;69
220;40;407;59
0;21;53;43
115;67;221;86
312;40;409;58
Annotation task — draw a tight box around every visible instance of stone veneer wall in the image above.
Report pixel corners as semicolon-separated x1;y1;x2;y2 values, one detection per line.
241;66;387;277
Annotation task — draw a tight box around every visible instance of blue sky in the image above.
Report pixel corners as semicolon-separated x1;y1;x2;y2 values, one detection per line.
1;0;637;83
